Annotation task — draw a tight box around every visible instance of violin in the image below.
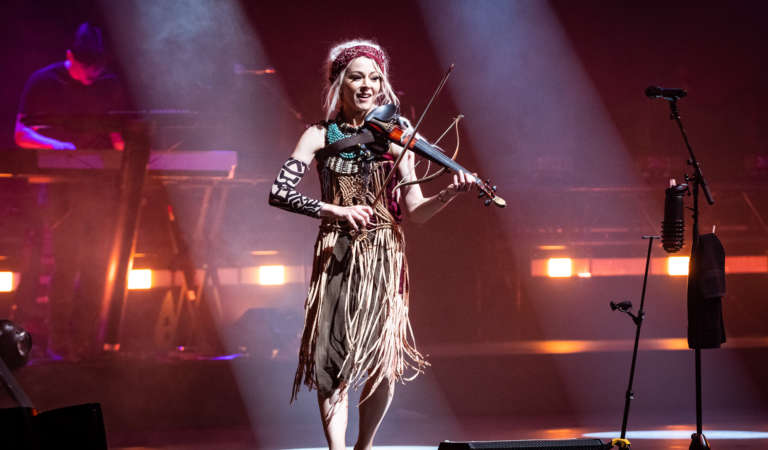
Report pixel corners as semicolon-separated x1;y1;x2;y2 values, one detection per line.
364;104;506;208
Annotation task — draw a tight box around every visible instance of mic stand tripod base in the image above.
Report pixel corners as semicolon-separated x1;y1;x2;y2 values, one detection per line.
610;438;631;449
690;432;710;450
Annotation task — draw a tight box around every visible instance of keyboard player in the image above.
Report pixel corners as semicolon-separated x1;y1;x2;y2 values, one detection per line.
14;22;127;151
11;22;127;360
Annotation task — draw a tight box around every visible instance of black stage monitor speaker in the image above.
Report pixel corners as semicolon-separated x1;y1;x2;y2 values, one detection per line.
38;403;108;450
0;403;107;450
439;439;610;450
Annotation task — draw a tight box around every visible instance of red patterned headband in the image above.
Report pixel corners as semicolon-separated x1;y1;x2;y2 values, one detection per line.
329;45;388;82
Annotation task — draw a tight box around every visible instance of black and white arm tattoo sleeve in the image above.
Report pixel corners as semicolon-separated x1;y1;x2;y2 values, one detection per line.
268;158;323;218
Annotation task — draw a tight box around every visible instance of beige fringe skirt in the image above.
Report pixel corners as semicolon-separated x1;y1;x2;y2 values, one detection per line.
291;224;427;404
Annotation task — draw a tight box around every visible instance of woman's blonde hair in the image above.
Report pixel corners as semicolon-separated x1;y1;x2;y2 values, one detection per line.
322;39;400;121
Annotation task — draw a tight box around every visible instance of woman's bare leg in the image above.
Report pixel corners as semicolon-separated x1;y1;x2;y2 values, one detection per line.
318;388;348;450
354;378;395;450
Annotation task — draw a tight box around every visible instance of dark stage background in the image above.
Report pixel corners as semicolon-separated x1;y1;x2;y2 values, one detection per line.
0;0;767;448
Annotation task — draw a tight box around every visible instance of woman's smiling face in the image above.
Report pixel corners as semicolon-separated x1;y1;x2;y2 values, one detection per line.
340;57;382;117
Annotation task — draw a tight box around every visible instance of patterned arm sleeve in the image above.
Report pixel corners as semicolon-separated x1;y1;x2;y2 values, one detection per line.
268;158;323;218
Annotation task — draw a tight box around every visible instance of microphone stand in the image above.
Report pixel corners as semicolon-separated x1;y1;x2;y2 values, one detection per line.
668;99;715;450
609;235;657;450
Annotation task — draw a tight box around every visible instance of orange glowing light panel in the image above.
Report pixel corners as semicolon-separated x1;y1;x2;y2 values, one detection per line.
667;256;690;276
538;245;567;251
725;255;768;274
128;269;152;290
0;271;13;292
590;257;645;276
547;258;573;278
258;265;286;285
539;340;590;354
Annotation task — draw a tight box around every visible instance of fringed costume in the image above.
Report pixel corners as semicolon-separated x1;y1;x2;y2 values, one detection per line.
291;122;428;403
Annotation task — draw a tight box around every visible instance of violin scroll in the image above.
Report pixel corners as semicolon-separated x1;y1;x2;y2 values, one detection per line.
476;179;506;208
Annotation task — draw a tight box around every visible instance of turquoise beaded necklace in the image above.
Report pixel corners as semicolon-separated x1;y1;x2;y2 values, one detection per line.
326;121;371;161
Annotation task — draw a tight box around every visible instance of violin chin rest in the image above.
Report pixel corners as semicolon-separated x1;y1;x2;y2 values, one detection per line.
365;104;398;123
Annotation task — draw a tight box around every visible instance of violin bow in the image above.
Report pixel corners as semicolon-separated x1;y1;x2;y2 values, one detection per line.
393;114;463;192
372;64;455;208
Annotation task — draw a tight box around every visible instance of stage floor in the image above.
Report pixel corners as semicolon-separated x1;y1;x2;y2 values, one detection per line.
108;414;768;449
8;349;768;450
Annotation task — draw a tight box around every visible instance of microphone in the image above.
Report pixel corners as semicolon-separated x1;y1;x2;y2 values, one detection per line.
645;85;687;100
661;179;688;253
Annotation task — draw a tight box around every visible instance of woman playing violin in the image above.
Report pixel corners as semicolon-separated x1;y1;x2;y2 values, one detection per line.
268;39;475;450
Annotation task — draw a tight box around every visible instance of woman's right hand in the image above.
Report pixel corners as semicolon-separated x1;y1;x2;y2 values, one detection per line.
320;204;373;231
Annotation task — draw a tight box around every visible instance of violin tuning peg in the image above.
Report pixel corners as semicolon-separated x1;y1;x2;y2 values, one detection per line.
492;185;497;191
478;192;487;198
484;199;491;206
